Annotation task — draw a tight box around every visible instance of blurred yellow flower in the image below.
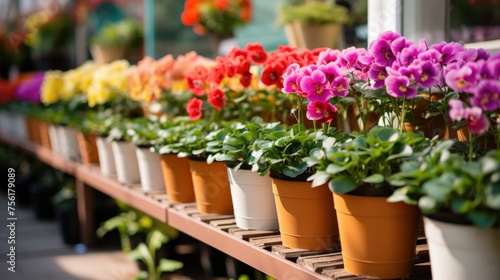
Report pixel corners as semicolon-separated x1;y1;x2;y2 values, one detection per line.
41;71;63;105
87;60;131;107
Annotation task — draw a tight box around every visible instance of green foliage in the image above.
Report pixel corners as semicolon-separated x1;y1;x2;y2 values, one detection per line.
277;0;350;25
206;117;283;169
29;13;73;53
388;143;500;228
91;19;143;49
250;124;346;178
129;230;183;280
305;127;431;193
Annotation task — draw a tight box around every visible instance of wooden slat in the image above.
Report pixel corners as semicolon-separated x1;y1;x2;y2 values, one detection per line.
249;235;282;249
232;230;280;241
272;245;338;259
297;252;344;273
209;218;236;227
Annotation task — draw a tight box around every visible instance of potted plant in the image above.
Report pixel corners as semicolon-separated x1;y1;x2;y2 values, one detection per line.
277;0;350;50
180;0;252;55
90;19;143;65
128;116;166;194
207;118;283;230
389;143;500;280
305;127;431;278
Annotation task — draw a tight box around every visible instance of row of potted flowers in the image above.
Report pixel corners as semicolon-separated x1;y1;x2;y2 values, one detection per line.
1;32;499;279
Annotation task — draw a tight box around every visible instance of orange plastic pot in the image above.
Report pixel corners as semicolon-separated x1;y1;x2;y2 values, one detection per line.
333;193;419;278
189;158;233;214
76;132;100;165
272;174;339;250
159;154;195;203
26;117;42;145
38;121;52;150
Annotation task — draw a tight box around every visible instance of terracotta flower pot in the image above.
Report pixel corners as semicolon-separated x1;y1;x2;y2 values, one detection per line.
227;164;278;231
26;117;41;145
38;121;51;150
189;158;233;215
159;154;195;203
76;132;100;165
271;172;339;250
333;193;419;278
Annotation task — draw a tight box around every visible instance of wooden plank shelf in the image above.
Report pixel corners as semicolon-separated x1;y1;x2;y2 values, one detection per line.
170;204;433;280
75;165;169;223
2;133;433;280
0;134;76;174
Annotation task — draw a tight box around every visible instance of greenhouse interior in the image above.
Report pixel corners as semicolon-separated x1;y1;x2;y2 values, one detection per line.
1;0;500;279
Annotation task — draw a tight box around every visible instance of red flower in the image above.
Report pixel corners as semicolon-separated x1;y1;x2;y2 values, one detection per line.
186;98;203;120
246;43;267;64
186;66;208;96
214;0;230;10
261;62;285;88
208;88;226;110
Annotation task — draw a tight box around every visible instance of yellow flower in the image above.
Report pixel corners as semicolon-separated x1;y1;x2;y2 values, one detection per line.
41;71;63;105
86;60;130;107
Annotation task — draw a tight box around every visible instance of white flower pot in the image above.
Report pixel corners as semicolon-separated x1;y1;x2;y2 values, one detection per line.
111;141;141;185
48;125;61;155
136;147;165;193
227;166;279;231
0;111;7;135
58;126;81;162
11;114;27;140
96;137;116;176
424;216;500;280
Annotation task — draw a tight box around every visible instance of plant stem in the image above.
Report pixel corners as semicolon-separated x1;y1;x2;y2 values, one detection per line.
400;98;407;133
468;132;474;161
297;95;303;132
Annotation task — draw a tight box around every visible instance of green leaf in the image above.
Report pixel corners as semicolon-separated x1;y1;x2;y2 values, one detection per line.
325;164;347;175
422;173;455;202
134;271;149;280
467;211;497;228
157;258;183;273
309;148;325;161
147;230;168;251
362;173;384;184
386;144;413;161
283;163;307;178
329;175;356;194
418;196;437;213
450;197;474;214
307;171;330;187
486;181;500;209
376;127;397;141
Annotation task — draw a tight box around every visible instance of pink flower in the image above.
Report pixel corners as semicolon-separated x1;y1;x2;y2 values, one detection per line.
466;107;489;134
449;99;465;121
306;101;337;123
470;80;500;112
385;75;418;99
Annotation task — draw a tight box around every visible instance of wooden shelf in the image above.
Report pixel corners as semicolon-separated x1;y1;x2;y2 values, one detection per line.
168;206;327;280
75;165;169;222
1;132;431;280
0;134;76;174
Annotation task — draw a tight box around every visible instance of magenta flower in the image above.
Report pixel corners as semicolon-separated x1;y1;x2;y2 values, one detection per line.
370;39;396;67
431;41;464;65
300;69;332;102
318;63;341;84
398;65;422;83
476;48;490;61
367;64;387;89
391;37;413;57
317;49;340;65
470;80;500;111
15;72;45;103
282;72;302;94
331;76;349;97
306;101;337;123
336;47;360;72
445;63;480;93
378;30;401;43
449;99;465;121
385;75;418;99
466;107;489;134
487;53;500;79
417;61;440;88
